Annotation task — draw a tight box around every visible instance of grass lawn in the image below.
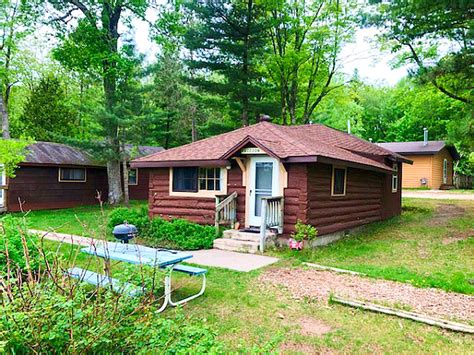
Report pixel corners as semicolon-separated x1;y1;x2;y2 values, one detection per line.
14;200;146;237
9;198;474;351
272;198;474;294
41;236;473;353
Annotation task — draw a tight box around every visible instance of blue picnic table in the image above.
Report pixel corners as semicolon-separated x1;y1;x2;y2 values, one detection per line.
68;242;207;313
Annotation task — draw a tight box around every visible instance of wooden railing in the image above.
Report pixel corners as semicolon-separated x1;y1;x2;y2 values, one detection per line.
259;196;284;252
215;192;238;233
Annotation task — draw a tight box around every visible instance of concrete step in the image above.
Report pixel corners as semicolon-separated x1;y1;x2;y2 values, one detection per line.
213;238;259;254
223;229;277;242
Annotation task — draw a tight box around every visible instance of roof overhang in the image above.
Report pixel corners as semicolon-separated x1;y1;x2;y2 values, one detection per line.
131;159;230;168
283;155;394;173
19;162;106;169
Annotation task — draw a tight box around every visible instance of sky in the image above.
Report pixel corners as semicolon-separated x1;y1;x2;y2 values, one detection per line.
131;11;409;87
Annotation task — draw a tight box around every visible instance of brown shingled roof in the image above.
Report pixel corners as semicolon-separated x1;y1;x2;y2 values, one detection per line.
133;122;405;172
23;142;164;167
376;141;459;160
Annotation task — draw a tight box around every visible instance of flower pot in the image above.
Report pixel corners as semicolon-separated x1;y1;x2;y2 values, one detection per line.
289;238;304;250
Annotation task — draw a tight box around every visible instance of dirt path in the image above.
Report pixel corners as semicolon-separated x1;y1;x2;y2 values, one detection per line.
261;268;474;322
403;190;474;200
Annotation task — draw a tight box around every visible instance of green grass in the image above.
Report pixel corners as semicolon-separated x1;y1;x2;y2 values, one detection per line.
272;198;474;294
41;239;474;353
14;200;146;237
9;198;474;351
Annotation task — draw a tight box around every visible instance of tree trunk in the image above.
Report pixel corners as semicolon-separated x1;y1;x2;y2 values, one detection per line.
0;94;10;139
191;106;198;142
107;160;122;205
122;156;129;207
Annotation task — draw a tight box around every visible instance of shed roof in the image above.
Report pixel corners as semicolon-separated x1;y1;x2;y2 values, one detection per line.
23;142;164;167
376;141;459;160
132;122;408;173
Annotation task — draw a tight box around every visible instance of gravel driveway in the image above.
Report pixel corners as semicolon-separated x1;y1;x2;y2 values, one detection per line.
261;268;474;322
403;190;474;200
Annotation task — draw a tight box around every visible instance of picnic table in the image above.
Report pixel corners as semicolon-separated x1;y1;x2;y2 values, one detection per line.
68;242;207;313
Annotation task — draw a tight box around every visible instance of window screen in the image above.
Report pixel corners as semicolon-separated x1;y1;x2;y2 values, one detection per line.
172;167;198;192
59;168;86;182
199;168;221;191
333;168;346;195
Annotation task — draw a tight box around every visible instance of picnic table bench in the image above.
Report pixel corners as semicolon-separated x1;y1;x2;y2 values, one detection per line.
67;243;207;312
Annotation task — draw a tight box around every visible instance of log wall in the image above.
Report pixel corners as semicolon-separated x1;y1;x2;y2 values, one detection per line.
148;163;246;225
306;163;388;236
7;165;108;212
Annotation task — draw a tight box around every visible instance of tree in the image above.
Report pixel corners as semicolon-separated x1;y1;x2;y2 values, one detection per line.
183;0;270;126
0;137;32;177
367;0;473;104
46;0;151;205
265;0;355;124
20;74;75;141
0;0;37;138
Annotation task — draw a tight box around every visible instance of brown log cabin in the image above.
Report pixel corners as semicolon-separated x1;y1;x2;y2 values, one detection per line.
132;119;411;249
0;142;163;212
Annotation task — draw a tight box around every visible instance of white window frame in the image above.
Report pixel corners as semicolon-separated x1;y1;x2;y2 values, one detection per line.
0;164;5;207
58;167;87;183
128;168;138;186
331;166;347;197
443;159;448;184
169;167;227;198
392;163;398;193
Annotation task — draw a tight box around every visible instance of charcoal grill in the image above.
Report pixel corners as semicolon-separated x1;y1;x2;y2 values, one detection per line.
112;223;138;244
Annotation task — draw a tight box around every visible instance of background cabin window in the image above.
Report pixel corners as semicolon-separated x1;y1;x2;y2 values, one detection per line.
128;169;138;185
392;163;398;192
0;164;5;186
332;167;346;196
443;159;448;184
59;168;86;182
172;167;198;192
199;168;221;191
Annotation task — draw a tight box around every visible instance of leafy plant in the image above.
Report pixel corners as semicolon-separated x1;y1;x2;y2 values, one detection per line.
108;207;217;250
291;220;318;242
0;215;41;273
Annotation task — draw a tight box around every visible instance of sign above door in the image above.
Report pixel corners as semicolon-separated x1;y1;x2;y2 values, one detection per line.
241;147;265;155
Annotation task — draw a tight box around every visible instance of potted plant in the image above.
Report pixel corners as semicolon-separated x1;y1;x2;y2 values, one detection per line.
289;220;318;250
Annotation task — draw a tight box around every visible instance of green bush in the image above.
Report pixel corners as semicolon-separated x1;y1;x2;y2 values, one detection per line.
108;207;217;250
107;206;150;233
1;273;221;353
0;215;41;273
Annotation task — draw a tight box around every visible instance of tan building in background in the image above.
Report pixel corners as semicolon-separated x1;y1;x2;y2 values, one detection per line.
377;140;459;189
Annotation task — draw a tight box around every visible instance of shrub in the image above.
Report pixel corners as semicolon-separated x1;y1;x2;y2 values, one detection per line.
108;207;217;250
1;248;222;353
108;206;150;233
0;215;41;273
291;220;318;242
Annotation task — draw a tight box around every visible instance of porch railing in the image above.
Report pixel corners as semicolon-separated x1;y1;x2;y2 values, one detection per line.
259;196;284;252
215;192;238;233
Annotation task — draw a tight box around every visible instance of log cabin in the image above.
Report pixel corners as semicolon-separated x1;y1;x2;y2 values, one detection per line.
132;118;412;252
377;139;459;190
0;142;163;212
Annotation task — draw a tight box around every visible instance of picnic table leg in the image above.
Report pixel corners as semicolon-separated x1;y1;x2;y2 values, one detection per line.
155;267;173;313
168;272;206;307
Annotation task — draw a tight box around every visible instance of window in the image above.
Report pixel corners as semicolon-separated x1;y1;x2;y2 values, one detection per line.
172;167;198;192
392;163;398;192
443;159;448;184
199;168;221;191
59;168;86;182
172;167;223;194
331;167;346;196
128;169;138;185
0;164;5;186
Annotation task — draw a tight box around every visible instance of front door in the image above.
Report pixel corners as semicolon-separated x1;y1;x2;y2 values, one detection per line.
248;156;279;227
